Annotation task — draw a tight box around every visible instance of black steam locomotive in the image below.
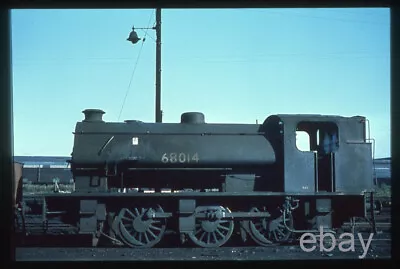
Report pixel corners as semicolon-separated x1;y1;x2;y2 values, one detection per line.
16;109;374;248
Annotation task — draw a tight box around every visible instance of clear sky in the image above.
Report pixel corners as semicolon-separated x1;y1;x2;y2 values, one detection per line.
11;8;390;158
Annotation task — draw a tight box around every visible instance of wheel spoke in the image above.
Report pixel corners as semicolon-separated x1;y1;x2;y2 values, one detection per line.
122;216;132;221
218;224;230;231
216;228;225;238
126;210;135;218
212;232;218;243
134;208;140;216
148;229;157;239
138;232;142;242
149;224;162;231
273;230;278;241
199;231;206;241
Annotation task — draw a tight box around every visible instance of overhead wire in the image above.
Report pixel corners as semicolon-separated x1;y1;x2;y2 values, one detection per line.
139;28;156;42
117;10;155;122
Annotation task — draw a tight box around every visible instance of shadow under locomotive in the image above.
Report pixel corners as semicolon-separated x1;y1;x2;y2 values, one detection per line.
14;109;376;249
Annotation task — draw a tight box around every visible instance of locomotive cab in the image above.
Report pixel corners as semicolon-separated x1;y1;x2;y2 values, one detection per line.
261;115;374;231
263;114;374;195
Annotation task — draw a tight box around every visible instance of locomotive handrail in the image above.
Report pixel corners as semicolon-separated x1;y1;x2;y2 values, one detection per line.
73;132;266;135
127;167;233;171
98;136;115;156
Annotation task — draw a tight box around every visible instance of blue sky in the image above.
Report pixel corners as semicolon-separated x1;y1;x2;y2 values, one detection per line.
11;8;390;158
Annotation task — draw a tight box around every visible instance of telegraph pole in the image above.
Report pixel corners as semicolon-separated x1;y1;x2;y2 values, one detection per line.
127;8;163;123
155;8;162;123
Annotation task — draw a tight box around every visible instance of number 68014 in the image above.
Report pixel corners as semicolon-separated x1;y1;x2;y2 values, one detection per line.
161;153;199;163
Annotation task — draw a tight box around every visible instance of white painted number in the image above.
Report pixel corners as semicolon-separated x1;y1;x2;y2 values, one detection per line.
161;153;199;163
178;153;186;163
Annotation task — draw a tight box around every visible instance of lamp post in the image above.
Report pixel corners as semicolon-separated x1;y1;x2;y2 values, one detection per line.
127;8;162;123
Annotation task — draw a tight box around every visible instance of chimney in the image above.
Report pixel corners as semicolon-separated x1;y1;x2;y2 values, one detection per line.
82;109;105;122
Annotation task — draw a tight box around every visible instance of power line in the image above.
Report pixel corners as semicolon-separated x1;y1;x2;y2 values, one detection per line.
138;29;156;42
117;10;155;122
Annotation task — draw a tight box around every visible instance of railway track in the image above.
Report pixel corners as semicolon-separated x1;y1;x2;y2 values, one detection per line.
341;221;391;233
15;223;391;251
15;213;391;261
340;207;391;234
15;239;391;261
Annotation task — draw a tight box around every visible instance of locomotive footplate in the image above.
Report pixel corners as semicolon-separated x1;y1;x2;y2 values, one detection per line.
38;191;369;198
